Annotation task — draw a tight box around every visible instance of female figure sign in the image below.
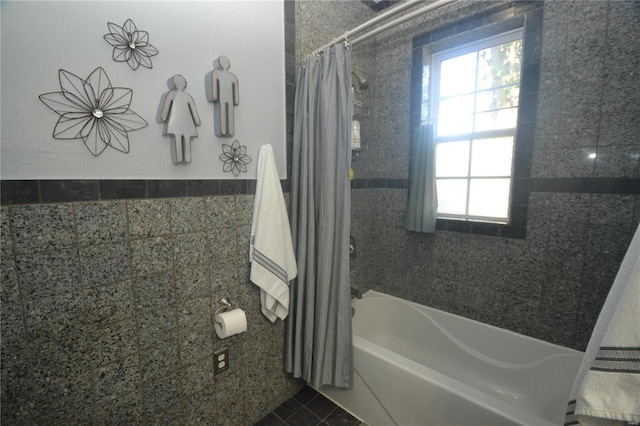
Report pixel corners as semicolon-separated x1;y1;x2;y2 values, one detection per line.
160;74;201;164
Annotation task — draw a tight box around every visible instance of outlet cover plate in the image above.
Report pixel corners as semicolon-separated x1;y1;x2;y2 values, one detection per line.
213;347;229;376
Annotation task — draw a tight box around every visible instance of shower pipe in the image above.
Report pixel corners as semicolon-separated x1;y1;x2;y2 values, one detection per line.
311;0;459;55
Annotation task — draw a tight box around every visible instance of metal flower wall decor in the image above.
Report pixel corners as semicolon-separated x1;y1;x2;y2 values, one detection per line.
104;19;158;70
220;140;252;176
39;67;148;156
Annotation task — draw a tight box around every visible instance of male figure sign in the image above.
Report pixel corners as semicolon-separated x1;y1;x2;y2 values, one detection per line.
206;56;239;137
160;74;201;164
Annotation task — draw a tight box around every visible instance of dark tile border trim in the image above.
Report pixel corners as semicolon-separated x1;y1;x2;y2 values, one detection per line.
0;179;293;206
39;180;99;203
0;180;40;205
352;177;640;195
351;176;639;239
4;176;635;206
100;180;147;199
534;178;640;194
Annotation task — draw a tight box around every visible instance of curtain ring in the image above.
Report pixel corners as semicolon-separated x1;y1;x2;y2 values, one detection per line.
343;32;351;50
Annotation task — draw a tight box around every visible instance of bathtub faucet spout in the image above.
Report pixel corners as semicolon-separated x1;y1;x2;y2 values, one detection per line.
350;235;357;258
351;287;362;299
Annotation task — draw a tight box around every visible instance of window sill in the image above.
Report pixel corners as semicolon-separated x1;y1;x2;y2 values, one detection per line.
435;218;526;239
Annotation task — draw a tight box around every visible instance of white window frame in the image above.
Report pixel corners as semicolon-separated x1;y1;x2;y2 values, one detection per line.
429;28;524;224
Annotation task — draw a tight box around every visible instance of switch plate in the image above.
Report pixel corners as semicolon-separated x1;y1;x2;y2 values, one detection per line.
213;347;229;376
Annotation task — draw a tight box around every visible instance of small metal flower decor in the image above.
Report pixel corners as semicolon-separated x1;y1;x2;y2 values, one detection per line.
39;67;148;156
219;140;252;176
104;19;158;70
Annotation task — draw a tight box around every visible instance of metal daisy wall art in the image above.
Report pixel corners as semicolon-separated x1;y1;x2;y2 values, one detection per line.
104;19;158;70
220;140;252;176
39;67;148;156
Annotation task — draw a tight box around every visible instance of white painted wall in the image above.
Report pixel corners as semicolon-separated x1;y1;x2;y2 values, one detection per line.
0;0;286;179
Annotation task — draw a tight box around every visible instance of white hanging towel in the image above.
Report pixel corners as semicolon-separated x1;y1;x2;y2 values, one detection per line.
250;144;297;322
565;223;640;426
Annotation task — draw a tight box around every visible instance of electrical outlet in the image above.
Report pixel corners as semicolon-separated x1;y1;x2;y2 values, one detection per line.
213;347;229;376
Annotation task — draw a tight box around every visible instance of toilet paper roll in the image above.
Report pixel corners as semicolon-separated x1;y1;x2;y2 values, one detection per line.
214;308;247;339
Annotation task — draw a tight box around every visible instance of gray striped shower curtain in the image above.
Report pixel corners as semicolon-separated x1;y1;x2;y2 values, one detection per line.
285;43;353;388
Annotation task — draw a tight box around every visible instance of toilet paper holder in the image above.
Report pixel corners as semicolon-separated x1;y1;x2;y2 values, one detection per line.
214;297;234;319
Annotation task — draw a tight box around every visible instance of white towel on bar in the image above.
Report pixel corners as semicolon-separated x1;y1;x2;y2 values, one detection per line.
565;223;640;426
250;144;297;322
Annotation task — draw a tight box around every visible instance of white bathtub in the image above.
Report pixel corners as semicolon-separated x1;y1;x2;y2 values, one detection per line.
318;291;584;426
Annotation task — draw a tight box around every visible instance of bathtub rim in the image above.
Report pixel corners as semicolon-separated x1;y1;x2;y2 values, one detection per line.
357;289;585;357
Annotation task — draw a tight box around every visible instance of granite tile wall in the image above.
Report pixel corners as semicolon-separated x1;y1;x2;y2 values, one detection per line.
0;195;301;425
296;0;640;351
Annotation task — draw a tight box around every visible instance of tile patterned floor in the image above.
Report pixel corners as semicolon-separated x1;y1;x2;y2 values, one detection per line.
255;386;363;426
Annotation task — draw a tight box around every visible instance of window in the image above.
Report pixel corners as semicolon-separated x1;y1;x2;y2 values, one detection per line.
410;2;542;238
427;30;523;224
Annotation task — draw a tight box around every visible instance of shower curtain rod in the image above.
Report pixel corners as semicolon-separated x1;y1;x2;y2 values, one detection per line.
312;0;459;55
